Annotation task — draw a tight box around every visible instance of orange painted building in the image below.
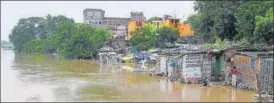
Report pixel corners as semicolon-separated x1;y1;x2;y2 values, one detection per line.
163;18;180;29
151;20;164;29
160;18;194;37
127;17;194;40
127;21;147;40
178;24;194;37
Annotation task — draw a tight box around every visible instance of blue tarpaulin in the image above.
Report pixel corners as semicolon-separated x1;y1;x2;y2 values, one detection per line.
168;60;176;67
250;58;255;69
133;52;152;61
144;54;151;61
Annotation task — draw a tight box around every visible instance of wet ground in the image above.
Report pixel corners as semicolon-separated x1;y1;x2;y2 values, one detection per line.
1;49;256;102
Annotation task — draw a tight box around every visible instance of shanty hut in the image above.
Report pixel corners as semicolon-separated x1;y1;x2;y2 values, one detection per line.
234;48;273;92
175;51;213;84
98;46;123;64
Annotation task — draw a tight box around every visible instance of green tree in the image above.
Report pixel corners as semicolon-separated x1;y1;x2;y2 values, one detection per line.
156;26;179;48
254;7;274;45
186;1;273;45
193;1;243;41
9;17;45;52
234;1;273;45
130;25;157;51
43;14;74;38
184;14;211;43
21;20;111;59
50;22;111;59
234;1;259;44
9;15;74;52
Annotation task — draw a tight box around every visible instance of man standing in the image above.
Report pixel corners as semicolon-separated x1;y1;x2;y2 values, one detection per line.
231;66;238;87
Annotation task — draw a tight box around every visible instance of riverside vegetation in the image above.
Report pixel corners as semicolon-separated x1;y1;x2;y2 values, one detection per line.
9;14;111;59
8;1;273;60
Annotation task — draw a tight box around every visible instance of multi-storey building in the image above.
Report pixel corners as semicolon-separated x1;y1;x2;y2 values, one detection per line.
130;12;146;21
127;15;194;40
127;12;147;40
83;9;130;39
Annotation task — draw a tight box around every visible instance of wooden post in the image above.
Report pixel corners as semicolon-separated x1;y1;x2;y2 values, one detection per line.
200;54;204;81
256;73;262;102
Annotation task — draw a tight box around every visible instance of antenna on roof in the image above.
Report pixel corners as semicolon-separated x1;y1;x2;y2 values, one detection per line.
175;10;177;19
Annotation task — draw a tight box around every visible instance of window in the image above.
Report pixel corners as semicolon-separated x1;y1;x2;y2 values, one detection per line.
87;12;94;17
94;12;101;19
136;21;142;26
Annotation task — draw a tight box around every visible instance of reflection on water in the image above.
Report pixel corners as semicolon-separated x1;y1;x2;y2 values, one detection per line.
1;49;255;102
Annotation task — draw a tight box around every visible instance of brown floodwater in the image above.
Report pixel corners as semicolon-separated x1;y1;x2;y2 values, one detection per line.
1;49;256;102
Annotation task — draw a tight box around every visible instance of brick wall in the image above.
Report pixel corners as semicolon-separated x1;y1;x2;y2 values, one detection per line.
234;55;260;89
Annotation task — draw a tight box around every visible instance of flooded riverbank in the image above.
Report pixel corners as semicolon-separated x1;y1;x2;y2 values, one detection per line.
1;49;255;102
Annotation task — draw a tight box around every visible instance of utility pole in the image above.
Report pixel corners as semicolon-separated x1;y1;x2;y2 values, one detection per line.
175;10;177;19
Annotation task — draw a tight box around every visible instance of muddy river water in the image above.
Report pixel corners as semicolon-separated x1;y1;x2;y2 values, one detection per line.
1;49;256;102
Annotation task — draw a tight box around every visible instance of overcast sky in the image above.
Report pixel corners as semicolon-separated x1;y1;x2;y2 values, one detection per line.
1;1;195;41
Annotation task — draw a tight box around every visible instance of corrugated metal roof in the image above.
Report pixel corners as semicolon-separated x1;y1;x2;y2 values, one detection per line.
237;51;273;57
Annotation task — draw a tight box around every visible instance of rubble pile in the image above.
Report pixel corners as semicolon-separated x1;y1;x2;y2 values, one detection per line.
209;82;226;87
149;72;165;77
254;92;273;102
237;82;257;90
168;73;181;82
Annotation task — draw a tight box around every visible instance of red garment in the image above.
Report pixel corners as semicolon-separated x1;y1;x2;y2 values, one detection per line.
231;69;238;75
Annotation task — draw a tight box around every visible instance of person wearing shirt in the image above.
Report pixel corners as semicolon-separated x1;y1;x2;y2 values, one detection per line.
231;66;238;87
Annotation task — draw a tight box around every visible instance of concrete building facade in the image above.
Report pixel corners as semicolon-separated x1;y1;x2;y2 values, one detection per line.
83;9;131;39
130;12;146;21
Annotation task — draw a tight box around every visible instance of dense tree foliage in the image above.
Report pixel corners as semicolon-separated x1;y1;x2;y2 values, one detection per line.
156;26;180;48
22;39;54;54
130;25;157;51
55;22;110;59
10;14;111;59
9;14;73;52
9;17;44;51
185;1;273;45
22;21;111;59
235;1;273;44
130;25;180;50
254;7;273;44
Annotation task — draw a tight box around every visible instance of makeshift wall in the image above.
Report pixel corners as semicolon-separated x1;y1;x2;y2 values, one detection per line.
223;49;237;85
159;55;167;75
158;55;180;77
259;57;273;94
182;54;202;83
234;55;260;89
201;54;213;80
